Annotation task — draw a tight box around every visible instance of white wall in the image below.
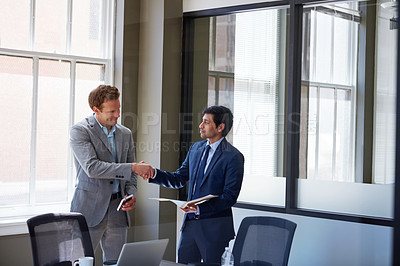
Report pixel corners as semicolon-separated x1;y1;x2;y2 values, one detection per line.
175;207;392;265
232;208;392;266
134;0;165;241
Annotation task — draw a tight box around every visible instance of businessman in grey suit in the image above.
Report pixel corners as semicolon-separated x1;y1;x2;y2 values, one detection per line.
70;85;154;262
143;106;244;264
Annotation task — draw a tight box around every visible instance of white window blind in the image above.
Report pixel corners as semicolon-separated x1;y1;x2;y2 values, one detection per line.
233;9;280;178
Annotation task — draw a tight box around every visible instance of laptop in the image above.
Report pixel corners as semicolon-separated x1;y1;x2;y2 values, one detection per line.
114;239;169;266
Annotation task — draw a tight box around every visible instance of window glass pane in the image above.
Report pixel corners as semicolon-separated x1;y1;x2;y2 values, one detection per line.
307;86;317;179
0;0;30;50
74;63;106;123
71;0;103;57
300;0;395;218
317;87;335;180
336;89;353;181
234;9;285;206
312;12;333;83
36;59;71;203
190;7;287;206
34;0;68;53
218;77;234;108
333;18;353;85
0;0;113;221
0;55;33;206
373;0;397;185
208;76;216;106
214;16;235;72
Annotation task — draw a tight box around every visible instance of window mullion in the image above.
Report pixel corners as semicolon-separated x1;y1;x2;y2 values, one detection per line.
66;0;73;54
315;85;320;178
67;60;76;201
101;0;107;59
29;0;36;50
29;56;39;205
333;87;338;179
330;16;334;83
107;0;115;84
312;12;317;80
215;73;220;105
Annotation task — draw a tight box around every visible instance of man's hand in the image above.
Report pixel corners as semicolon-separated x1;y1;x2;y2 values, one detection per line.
132;162;154;180
180;202;198;213
121;195;136;211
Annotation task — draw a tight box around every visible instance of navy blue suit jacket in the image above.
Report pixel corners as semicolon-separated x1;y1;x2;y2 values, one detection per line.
150;138;244;242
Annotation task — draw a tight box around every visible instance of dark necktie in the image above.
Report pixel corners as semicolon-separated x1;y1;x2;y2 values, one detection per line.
188;145;211;220
192;145;211;200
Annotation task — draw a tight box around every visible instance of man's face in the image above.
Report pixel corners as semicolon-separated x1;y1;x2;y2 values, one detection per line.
199;113;224;143
93;99;120;130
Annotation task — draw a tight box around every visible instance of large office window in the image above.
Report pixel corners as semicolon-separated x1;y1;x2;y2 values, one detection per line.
188;7;287;206
0;0;114;223
183;0;396;222
301;3;358;182
298;0;396;218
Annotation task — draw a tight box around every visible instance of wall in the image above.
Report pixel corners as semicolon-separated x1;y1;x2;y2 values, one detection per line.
173;207;392;265
231;208;392;266
128;0;182;262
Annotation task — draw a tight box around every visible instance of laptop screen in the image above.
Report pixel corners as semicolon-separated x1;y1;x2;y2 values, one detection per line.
116;239;169;266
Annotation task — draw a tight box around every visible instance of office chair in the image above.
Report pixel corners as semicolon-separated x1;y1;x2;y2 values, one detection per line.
27;212;94;266
232;216;297;266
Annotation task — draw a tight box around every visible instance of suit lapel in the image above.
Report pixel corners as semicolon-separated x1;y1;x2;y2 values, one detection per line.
115;126;123;163
88;115;113;155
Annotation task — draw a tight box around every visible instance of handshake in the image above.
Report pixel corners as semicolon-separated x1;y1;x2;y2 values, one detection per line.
132;161;155;180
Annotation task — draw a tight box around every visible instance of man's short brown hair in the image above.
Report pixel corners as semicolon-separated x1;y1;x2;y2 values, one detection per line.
88;85;120;111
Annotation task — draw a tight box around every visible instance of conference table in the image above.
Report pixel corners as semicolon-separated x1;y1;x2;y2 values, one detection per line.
104;260;184;266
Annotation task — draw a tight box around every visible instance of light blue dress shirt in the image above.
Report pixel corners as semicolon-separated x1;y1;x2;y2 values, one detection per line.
192;137;224;192
203;137;224;173
193;137;224;215
94;114;120;193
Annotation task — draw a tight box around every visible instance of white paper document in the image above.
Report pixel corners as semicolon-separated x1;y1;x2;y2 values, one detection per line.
149;194;218;208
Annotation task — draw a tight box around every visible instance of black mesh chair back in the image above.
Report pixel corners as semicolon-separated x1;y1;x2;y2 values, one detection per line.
27;212;94;266
232;216;297;266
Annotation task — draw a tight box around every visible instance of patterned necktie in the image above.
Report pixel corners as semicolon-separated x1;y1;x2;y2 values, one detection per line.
192;145;211;200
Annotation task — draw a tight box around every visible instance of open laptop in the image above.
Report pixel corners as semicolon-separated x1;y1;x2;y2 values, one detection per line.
114;239;169;266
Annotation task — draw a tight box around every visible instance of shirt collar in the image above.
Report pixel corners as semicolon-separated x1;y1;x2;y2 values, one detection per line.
93;113;116;136
207;137;224;152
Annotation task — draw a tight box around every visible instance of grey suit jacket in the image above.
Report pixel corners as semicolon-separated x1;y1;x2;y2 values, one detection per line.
70;115;137;227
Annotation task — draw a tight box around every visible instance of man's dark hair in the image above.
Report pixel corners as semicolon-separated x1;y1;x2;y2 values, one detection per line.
202;105;233;137
88;85;120;111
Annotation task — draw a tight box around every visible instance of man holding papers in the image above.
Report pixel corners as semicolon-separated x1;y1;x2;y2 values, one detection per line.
143;106;244;264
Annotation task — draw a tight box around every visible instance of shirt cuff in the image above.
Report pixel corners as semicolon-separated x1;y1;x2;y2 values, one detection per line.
151;168;158;179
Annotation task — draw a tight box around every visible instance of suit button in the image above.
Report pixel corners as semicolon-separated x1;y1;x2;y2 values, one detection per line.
110;181;113;184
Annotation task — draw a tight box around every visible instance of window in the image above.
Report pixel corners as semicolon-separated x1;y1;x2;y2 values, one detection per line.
301;3;359;182
0;0;114;224
183;0;396;223
187;7;288;206
298;0;396;218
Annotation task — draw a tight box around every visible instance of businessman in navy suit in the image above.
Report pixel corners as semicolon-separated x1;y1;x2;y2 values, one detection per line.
144;105;244;264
